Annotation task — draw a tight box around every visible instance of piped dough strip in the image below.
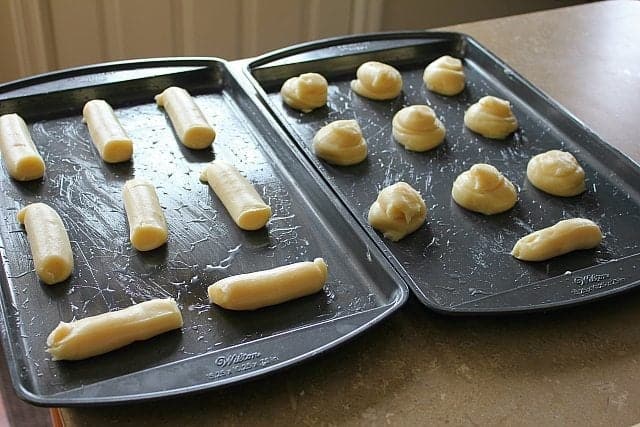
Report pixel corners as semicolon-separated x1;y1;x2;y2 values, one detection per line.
46;298;183;361
0;113;45;181
155;86;215;149
200;160;271;230
122;179;168;251
17;203;73;285
208;258;328;310
82;99;133;163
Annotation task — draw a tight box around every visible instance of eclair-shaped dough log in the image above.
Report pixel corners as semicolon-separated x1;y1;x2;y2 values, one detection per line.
155;86;215;149
511;218;602;262
0;113;45;181
208;258;328;310
46;298;183;361
200;160;272;230
123;179;168;251
82;99;133;163
17;203;73;285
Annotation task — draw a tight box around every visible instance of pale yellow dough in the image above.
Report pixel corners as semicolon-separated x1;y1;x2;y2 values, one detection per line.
122;179;168;251
201;160;271;230
368;182;427;241
392;105;445;151
46;298;183;361
527;150;586;197
452;164;517;215
423;55;465;96
511;218;602;261
312;119;367;166
82;99;133;163
351;61;403;100
17;203;73;285
280;73;328;112
208;258;328;310
464;96;518;139
155;86;215;149
0;113;45;181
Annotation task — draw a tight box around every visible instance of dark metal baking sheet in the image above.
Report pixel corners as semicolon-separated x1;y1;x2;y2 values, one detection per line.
245;32;640;314
0;58;408;406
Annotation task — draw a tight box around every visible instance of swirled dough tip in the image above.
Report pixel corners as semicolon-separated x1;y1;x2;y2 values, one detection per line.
423;55;465;96
464;96;518;139
280;72;328;112
351;61;403;100
392;105;446;151
511;218;602;261
527;150;586;197
312;119;368;165
368;182;427;241
452;163;517;215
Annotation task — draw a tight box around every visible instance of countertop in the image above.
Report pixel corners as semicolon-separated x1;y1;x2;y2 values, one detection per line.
52;1;640;425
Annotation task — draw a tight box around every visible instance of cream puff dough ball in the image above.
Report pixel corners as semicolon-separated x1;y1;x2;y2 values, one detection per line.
423;55;465;96
351;61;403;100
392;105;445;151
368;182;427;241
464;96;518;139
452;164;517;215
312;120;367;165
527;150;586;197
280;73;328;112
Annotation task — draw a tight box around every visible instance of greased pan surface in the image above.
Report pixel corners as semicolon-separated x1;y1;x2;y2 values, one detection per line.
0;59;407;406
246;32;640;314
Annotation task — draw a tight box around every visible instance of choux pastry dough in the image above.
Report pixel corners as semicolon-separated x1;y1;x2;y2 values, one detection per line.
451;164;517;215
123;179;168;251
312;119;367;165
368;182;427;241
423;55;465;96
527;150;586;197
392;105;446;151
0;113;45;181
464;96;518;139
82;99;133;163
280;72;328;112
351;61;402;100
511;218;602;261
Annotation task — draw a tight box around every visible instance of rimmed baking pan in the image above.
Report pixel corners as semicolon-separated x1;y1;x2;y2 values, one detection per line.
244;31;640;314
0;58;408;406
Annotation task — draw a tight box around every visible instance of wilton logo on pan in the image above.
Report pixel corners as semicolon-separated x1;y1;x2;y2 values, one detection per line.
215;352;261;367
571;273;625;296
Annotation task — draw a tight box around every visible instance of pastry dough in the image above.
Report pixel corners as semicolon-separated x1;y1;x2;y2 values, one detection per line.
527;150;586;197
511;218;602;261
368;182;427;241
200;160;271;230
423;55;465;96
451;164;517;215
464;96;518;139
312;119;367;165
123;179;168;251
82;99;133;163
46;298;183;361
208;258;328;310
155;86;215;149
350;61;402;100
17;203;73;285
0;113;45;181
392;105;445;151
280;72;328;112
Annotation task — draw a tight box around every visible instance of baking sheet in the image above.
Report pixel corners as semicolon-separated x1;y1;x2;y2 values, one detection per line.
245;32;640;313
0;59;407;405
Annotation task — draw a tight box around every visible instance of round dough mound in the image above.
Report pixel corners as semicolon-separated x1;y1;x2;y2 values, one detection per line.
280;73;328;112
464;96;518;139
452;163;518;215
527;150;585;197
312;119;367;166
423;55;465;96
350;61;402;100
392;105;446;151
368;182;427;241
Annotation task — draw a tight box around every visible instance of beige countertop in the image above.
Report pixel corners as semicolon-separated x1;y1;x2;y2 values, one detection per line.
58;1;640;425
